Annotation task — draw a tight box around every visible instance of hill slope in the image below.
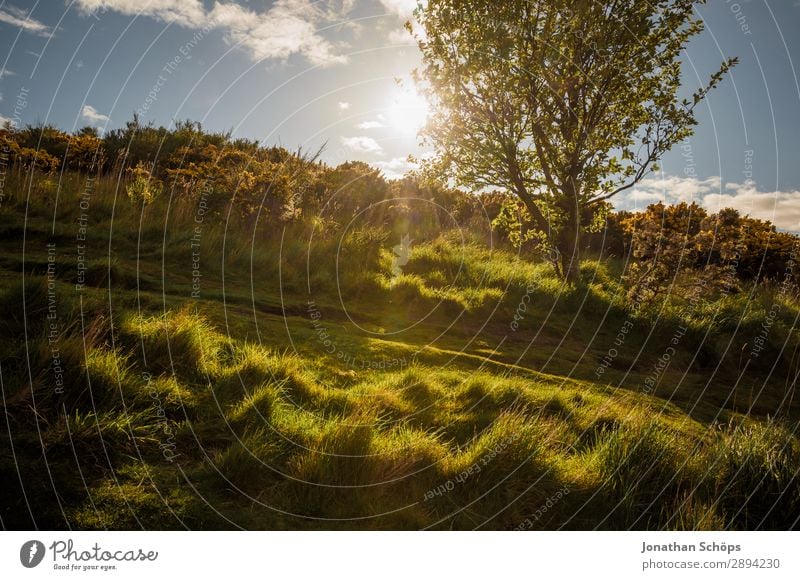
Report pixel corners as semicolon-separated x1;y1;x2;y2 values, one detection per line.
1;171;799;530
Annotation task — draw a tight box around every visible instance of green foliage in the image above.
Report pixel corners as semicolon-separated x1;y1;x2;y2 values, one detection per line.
126;162;163;204
492;198;550;252
1;257;799;530
3;114;800;532
1;119;495;233
710;422;800;529
621;202;800;307
414;0;736;281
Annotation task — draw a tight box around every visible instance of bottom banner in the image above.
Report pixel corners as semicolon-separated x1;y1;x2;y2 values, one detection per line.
1;532;796;579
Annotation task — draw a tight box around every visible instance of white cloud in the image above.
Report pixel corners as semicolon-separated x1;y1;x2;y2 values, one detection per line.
372;156;417;179
76;0;349;66
387;27;417;45
0;114;13;127
379;0;419;18
704;185;800;231
628;190;663;203
76;0;206;26
340;135;383;155
380;2;427;44
208;0;347;66
81;105;110;126
338;101;351;110
357;120;384;129
0;5;51;36
627;175;722;205
616;174;800;232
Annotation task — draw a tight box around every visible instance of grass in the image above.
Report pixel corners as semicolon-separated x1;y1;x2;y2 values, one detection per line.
1;169;799;530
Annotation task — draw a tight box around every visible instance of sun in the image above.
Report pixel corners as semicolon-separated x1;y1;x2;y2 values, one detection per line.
386;83;430;135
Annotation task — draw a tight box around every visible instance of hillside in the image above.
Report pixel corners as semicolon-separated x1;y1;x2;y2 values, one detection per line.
1;125;799;530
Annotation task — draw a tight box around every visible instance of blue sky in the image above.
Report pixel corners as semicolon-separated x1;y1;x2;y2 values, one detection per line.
2;0;800;228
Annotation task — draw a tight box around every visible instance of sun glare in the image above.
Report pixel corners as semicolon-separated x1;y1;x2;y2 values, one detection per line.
387;84;430;135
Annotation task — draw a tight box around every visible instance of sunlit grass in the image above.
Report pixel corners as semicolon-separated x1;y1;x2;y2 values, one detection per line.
2;170;799;530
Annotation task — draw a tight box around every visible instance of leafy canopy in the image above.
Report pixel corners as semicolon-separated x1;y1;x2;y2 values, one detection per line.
413;0;736;258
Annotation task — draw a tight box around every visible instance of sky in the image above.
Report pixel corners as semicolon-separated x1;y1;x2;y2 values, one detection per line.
1;0;800;229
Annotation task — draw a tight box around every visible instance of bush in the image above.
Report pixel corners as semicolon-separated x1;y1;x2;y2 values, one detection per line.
126;162;162;204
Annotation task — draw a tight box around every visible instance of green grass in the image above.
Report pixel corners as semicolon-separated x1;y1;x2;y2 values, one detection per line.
1;170;799;530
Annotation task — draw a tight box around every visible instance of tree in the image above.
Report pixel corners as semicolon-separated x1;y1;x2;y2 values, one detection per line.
413;0;736;283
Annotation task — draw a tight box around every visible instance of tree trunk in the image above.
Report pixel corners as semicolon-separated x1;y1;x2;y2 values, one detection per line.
558;221;581;284
557;183;581;284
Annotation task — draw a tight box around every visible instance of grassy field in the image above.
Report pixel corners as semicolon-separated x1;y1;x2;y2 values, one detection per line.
1;171;799;530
